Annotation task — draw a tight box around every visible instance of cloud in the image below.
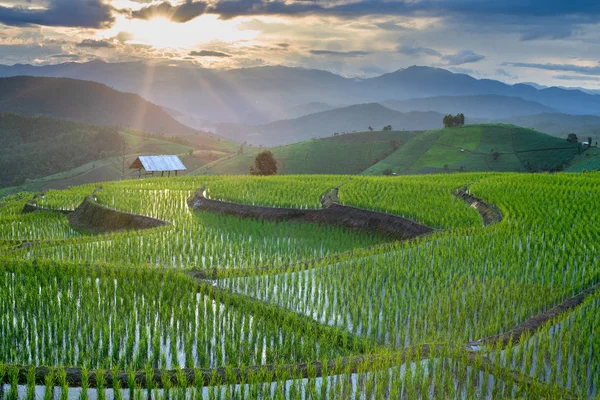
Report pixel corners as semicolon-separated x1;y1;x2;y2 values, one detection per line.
397;42;441;57
554;74;600;81
442;50;485;65
310;50;370;57
131;0;207;23
50;54;82;60
519;25;575;41
77;39;115;49
0;0;114;28
276;43;290;48
189;50;231;57
495;68;519;80
505;62;600;75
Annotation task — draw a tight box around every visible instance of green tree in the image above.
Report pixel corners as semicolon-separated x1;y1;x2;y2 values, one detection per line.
250;150;278;175
567;133;578;143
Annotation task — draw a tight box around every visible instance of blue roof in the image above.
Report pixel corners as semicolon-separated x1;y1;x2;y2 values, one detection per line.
131;155;186;172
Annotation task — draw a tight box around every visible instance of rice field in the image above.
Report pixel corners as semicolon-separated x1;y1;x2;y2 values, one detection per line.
0;172;598;399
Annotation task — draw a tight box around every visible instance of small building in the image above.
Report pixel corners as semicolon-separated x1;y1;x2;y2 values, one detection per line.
129;155;186;178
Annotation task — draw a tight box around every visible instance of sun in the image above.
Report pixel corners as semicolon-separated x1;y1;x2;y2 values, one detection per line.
108;14;258;49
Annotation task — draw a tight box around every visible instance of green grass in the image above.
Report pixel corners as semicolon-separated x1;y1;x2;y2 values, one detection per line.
364;124;581;175
196;131;417;175
436;125;482;151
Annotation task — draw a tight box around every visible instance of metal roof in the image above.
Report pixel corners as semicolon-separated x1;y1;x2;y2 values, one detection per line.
130;155;186;172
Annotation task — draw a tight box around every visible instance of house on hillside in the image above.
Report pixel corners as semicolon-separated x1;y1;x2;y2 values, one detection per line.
129;155;186;178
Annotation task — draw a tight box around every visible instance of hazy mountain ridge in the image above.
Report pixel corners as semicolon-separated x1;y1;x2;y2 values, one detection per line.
0;76;196;136
381;95;556;118
216;103;444;146
2;62;600;124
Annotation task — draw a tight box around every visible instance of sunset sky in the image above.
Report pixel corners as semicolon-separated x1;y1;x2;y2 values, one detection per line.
1;0;600;87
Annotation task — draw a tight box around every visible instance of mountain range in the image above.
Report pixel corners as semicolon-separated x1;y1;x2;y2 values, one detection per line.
2;62;600;124
0;76;194;135
216;103;444;145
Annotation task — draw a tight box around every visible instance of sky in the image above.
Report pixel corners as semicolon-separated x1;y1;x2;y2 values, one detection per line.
1;0;600;88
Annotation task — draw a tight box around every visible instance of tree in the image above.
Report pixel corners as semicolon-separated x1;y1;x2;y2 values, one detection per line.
250;150;277;175
567;133;578;143
443;113;466;128
382;168;393;176
492;151;500;160
238;144;244;155
368;126;373;132
382;125;393;131
587;136;593;147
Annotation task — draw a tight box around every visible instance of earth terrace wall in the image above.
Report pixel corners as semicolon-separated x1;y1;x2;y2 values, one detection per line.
67;195;170;233
454;186;503;226
187;190;433;240
21;195;170;234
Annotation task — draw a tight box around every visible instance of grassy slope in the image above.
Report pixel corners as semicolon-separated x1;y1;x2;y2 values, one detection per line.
194;131;416;175
364;124;581;175
565;148;600;172
0;131;231;197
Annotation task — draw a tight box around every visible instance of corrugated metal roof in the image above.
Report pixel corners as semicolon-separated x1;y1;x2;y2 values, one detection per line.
132;155;187;172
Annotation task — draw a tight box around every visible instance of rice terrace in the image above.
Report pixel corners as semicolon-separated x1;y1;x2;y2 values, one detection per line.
0;172;598;399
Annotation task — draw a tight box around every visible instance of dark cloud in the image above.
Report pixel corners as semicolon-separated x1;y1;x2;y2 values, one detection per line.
0;0;114;28
276;43;290;48
189;50;232;57
131;0;207;23
442;50;485;65
310;50;370;57
397;43;441;57
519;25;575;41
505;62;600;75
77;39;115;48
554;74;600;81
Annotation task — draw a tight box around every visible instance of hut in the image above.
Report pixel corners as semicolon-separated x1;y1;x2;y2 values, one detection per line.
129;155;186;178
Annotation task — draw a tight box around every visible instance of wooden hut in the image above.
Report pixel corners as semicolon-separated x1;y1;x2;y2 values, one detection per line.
129;155;186;178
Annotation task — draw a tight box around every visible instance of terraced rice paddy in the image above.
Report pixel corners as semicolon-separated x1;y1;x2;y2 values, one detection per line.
0;172;598;399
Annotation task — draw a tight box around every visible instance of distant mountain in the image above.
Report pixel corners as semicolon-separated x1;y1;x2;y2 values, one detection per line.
283;102;339;119
381;95;556;118
216;103;444;145
0;76;196;136
3;62;600;124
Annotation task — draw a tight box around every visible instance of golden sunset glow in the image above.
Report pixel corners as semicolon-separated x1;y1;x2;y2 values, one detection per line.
107;14;259;49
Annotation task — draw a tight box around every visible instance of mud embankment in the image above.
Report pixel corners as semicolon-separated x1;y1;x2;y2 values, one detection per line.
188;189;433;240
67;195;170;234
454;186;503;226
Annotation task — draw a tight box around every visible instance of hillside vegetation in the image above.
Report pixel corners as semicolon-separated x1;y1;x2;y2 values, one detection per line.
0;113;123;188
0;76;196;136
195;130;417;175
365;124;582;175
0;117;233;196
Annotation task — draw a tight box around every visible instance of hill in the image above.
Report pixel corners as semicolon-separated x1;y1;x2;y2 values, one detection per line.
194;130;417;175
0;113;125;188
3;61;600;123
0;114;233;196
0;76;197;136
382;95;556;119
216;103;443;145
485;113;600;144
365;124;583;175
